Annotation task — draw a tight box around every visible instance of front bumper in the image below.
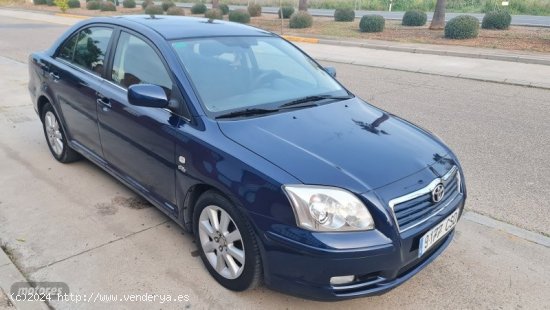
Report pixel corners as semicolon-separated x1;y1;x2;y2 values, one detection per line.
256;194;465;301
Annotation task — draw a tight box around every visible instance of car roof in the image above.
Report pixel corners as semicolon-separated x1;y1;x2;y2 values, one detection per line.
100;15;274;40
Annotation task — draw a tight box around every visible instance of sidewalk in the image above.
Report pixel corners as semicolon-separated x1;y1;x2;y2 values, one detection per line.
297;41;550;89
288;35;550;66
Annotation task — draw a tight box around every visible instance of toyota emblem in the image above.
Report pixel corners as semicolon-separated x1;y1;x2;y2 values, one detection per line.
431;184;445;203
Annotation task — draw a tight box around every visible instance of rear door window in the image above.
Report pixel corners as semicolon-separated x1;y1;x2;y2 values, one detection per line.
71;27;113;76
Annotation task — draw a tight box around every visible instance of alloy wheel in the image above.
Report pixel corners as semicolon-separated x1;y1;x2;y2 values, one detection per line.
198;205;245;279
44;111;63;156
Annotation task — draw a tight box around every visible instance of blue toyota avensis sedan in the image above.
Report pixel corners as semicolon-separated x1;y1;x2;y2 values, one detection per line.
29;16;466;300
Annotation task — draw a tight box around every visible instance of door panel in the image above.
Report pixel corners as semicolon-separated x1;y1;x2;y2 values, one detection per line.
50;61;104;156
97;31;179;210
48;26;113;157
98;83;179;208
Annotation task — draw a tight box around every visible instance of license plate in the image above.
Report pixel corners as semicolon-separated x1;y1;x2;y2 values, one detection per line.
418;209;460;257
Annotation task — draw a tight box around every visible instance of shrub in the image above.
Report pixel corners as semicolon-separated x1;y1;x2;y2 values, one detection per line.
144;4;163;14
228;9;250;23
67;0;80;8
55;0;69;12
247;3;261;17
289;11;313;28
205;8;222;20
33;0;47;5
402;10;427;26
122;0;135;8
218;4;229;15
482;11;511;30
334;8;355;22
359;14;385;32
190;3;207;14
46;0;55;6
86;0;99;9
278;6;294;19
141;0;153;9
100;0;116;11
161;0;175;12
445;15;479;39
166;6;184;15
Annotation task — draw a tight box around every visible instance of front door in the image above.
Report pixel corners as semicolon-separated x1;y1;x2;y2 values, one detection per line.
97;31;180;211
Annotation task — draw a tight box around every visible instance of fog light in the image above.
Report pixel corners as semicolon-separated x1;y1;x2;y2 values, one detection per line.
330;275;355;285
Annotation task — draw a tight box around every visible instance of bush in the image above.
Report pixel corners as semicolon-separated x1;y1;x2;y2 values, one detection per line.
359;14;385;32
190;3;207;14
100;0;116;11
122;0;135;8
166;6;184;15
86;0;99;9
228;9;250;23
334;8;355;22
218;4;229;15
144;4;163;14
161;0;175;12
402;10;427;26
46;0;55;6
445;15;479;39
205;8;222;20
33;0;47;5
247;3;261;17
141;0;153;9
482;11;511;30
67;0;80;8
289;11;313;28
55;0;69;12
278;6;294;19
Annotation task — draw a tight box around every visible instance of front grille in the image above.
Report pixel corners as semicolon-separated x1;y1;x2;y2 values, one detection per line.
389;166;461;233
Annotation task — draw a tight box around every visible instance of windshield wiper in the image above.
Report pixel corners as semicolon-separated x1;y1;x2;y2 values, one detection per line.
279;95;353;109
215;108;279;119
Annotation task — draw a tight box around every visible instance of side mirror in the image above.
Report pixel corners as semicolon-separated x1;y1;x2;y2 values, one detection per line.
128;84;168;108
325;66;336;78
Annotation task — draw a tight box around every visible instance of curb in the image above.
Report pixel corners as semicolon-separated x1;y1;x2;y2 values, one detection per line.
282;35;319;44
55;13;88;19
463;212;550;248
283;36;550;66
0;247;49;310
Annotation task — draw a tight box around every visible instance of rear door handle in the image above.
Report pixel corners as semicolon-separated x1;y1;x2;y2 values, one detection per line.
49;72;60;81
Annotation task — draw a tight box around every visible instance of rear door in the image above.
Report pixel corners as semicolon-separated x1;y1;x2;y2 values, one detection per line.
97;30;183;212
48;26;114;159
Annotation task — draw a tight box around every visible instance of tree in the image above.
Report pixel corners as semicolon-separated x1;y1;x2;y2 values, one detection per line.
429;0;446;30
212;0;218;9
298;0;307;11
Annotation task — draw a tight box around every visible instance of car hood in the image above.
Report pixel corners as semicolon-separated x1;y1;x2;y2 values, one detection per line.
217;98;450;193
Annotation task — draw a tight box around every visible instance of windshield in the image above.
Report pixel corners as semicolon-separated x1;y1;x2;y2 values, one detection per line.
171;36;348;116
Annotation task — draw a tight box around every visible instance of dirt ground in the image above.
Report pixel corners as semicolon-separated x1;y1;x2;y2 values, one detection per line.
251;14;550;54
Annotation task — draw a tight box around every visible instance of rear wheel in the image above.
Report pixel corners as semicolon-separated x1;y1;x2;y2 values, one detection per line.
193;191;262;291
41;102;80;163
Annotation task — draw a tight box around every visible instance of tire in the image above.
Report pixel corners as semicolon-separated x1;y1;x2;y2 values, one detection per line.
193;190;262;291
41;102;80;163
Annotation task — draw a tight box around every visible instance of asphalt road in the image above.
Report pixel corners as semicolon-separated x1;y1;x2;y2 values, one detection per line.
0;15;549;309
175;2;550;27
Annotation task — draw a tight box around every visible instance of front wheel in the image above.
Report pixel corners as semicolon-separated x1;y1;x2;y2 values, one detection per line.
193;191;262;291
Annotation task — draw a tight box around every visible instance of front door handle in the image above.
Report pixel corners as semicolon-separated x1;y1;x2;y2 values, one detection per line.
96;96;111;109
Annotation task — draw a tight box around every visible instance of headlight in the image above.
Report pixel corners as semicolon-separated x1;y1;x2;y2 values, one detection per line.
283;185;375;232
